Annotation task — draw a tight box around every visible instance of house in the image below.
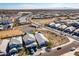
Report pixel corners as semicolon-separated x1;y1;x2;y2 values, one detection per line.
8;48;18;56
8;36;23;56
48;22;55;28
35;32;49;48
9;36;23;49
48;23;61;29
0;29;25;55
0;39;10;56
71;22;79;28
0;20;13;30
18;16;27;24
23;33;37;55
64;26;76;34
58;24;67;31
17;12;32;17
23;33;36;45
17;12;33;24
72;29;79;36
54;23;61;29
25;42;37;55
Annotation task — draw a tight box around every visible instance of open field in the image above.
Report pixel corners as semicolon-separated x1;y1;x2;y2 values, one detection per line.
31;18;55;26
33;29;69;47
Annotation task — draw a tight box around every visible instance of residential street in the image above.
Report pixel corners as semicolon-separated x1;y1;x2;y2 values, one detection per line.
40;41;79;56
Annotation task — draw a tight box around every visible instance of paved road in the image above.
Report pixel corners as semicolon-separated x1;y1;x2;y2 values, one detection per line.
40;41;79;56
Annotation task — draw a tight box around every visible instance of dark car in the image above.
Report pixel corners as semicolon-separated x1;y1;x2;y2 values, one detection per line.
57;47;62;50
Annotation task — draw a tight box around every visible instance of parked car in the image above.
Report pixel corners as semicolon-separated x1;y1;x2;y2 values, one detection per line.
57;47;62;50
45;47;51;52
70;47;76;51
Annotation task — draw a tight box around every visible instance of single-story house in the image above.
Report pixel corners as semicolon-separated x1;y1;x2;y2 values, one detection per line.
9;36;23;50
54;23;61;29
58;24;67;31
71;22;79;28
48;23;55;28
35;32;49;48
8;48;18;56
17;12;32;24
26;42;37;55
0;20;13;30
23;33;36;45
0;29;25;56
23;33;37;55
72;29;79;36
18;16;27;24
0;39;10;56
64;26;76;34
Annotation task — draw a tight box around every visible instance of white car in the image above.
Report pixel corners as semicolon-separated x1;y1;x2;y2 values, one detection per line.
70;47;76;51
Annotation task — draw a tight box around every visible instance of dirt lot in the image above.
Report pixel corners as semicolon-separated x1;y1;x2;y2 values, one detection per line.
33;29;69;47
31;18;55;26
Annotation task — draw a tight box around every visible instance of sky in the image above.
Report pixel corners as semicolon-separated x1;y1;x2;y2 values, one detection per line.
0;3;79;9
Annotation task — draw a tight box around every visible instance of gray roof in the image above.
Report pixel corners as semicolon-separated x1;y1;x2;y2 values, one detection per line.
9;36;22;45
23;33;35;43
35;32;49;45
65;26;76;31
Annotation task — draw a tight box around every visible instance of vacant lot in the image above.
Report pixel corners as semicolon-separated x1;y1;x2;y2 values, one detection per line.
31;18;55;26
34;29;69;47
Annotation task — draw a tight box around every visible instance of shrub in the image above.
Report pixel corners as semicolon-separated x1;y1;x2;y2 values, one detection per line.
47;41;52;48
74;51;79;56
